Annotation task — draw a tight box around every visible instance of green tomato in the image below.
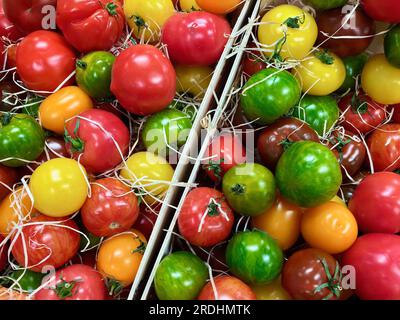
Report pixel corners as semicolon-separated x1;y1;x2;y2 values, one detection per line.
154;251;208;300
304;0;348;10
292;95;340;136
8;269;44;293
21;96;42;118
338;53;368;93
0;114;45;167
226;230;283;285
241;68;301;125
276;141;342;208
222;163;276;217
168;100;197;122
76;51;116;99
384;25;400;68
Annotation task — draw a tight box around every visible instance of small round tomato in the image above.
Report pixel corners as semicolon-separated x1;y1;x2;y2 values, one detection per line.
179;0;201;12
304;0;347;10
29;158;88;217
0;164;18;201
198;276;256;300
362;0;400;23
251;277;291;300
7;269;44;293
176;65;212;99
338;54;369;93
0;1;22;41
196;0;240;14
384;25;400;68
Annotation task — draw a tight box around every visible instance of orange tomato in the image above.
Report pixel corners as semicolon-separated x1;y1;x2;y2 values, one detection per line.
251;276;291;300
96;229;146;287
252;196;302;250
301;202;358;254
195;0;241;14
330;195;346;207
39;86;93;135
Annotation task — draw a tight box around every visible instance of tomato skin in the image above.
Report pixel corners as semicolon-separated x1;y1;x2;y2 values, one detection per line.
242;47;267;78
81;178;139;237
178;188;234;247
8;269;44;293
0;165;18;201
342;233;400;300
338;54;368;93
176;65;212;99
305;0;347;10
12;215;80;272
35;264;106;300
198;276;256;300
385;25;400;68
251;277;291;300
111;45;176;116
132;205;158;240
362;0;400;23
161;12;232;66
0;1;23;41
179;0;201;12
16;31;76;92
349;172;400;234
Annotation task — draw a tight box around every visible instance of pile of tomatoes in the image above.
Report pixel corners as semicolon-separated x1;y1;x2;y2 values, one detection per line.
153;0;400;301
0;0;240;300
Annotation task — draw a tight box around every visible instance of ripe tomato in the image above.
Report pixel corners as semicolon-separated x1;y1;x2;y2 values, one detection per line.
132;204;158;240
29;158;88;217
391;105;400;123
111;45;175;115
179;0;201;12
0;1;23;40
35;264;106;300
196;0;240;14
16;31;76;92
96;230;146;287
338;53;368;93
0;165;18;201
198;276;256;300
65;109;130;173
349;172;400;233
362;0;400;23
251;277;291;300
161;12;232;66
81;178;139;237
178;187;234;247
12;215;80;272
176;65;212;99
258;5;318;61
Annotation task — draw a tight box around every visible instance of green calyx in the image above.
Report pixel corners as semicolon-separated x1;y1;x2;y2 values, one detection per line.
231;184;245;195
314;258;342;300
54;277;79;299
131;237;146;255
207;200;221;217
204;158;224;181
279;138;294;151
64;119;84;153
106;2;118;16
282;13;305;29
76;60;87;70
1;113;12;126
350;93;368;115
315;49;334;65
105;278;124;297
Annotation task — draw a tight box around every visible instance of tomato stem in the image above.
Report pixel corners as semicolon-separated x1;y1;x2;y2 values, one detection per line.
203;158;224;181
231;184;245;195
54;277;79;299
131;237;146;255
350;92;368;115
282;13;305;29
314;258;342;300
314;49;334;65
105;2;118;16
207;200;221;216
105;278;123;297
76;60;87;70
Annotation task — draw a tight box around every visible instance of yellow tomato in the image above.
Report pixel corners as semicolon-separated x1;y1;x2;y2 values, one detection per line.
293;50;346;95
180;0;201;12
301;202;358;254
258;5;318;61
252;196;302;250
195;0;240;14
29;158;88;217
124;0;175;43
176;65;213;99
361;54;400;105
251;277;291;300
330;195;346;207
39;86;93;135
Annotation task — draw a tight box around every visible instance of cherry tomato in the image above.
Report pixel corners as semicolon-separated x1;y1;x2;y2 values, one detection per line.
198;276;256;300
0;164;18;201
0;1;23;40
176;65;212;99
362;0;400;23
195;0;240;14
384;25;400;68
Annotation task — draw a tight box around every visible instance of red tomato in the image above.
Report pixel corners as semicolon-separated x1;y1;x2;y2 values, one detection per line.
81;178;139;237
12;215;80;272
161;12;232;66
35;264;106;300
16;31;76;92
362;0;400;23
64;109;130;173
242;47;267;78
198;276;256;300
202;133;246;182
349;172;400;233
111;45;176;115
178;187;234;247
0;236;8;272
0;1;23;40
57;0;125;53
342;233;400;300
132;204;159;240
5;43;17;69
0;165;18;201
390;105;400;123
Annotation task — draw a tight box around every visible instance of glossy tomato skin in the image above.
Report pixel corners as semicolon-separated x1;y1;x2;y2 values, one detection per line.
251;277;291;300
178;188;234;247
342;233;400;300
196;0;240;14
111;45;176;115
175;65;212;99
198;276;256;300
362;0;400;23
16;31;76;92
338;54;368;93
161;12;232;66
35;264;106;300
257;118;319;171
349;172;400;233
8;269;44;293
12;215;80;272
81;178;139;237
0;1;22;40
385;25;400;68
305;0;347;10
65;109;130;173
0;165;18;201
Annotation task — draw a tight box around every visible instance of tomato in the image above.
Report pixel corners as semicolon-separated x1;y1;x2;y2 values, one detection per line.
294;50;346;96
342;233;400;300
161;12;232;66
349;172;400;233
362;0;400;23
0;165;18;201
304;0;347;10
65;109;130;173
76;51;115;99
96;230;146;287
176;65;212;99
338;54;368;93
226;230;283;285
339;92;386;134
124;0;175;43
241;68;301;125
16;31;76;92
198;276;256;300
0;235;7;271
316;6;375;58
391;105;400;123
361;54;400;105
385;25;400;69
0;286;29;300
195;0;240;14
282;248;343;300
7;269;44;293
242;46;267;78
5;43;17;69
179;0;201;12
178;188;234;247
251;277;291;300
276;141;342;208
366;124;400;172
202;133;246;182
111;45;176;116
132;205;158;240
154;251;208;300
81;178;139;237
12;215;80;272
258;5;318;61
0;114;45;167
0;1;23;40
29;158;88;217
35;264;106;300
252;196;302;250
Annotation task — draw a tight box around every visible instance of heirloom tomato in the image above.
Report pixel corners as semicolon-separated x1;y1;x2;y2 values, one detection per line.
305;0;347;10
7;269;43;293
338;54;368;93
0;1;22;40
362;0;400;23
196;0;240;14
385;25;400;68
179;0;201;12
198;276;256;300
0;164;18;201
251;277;291;300
176;65;212;99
